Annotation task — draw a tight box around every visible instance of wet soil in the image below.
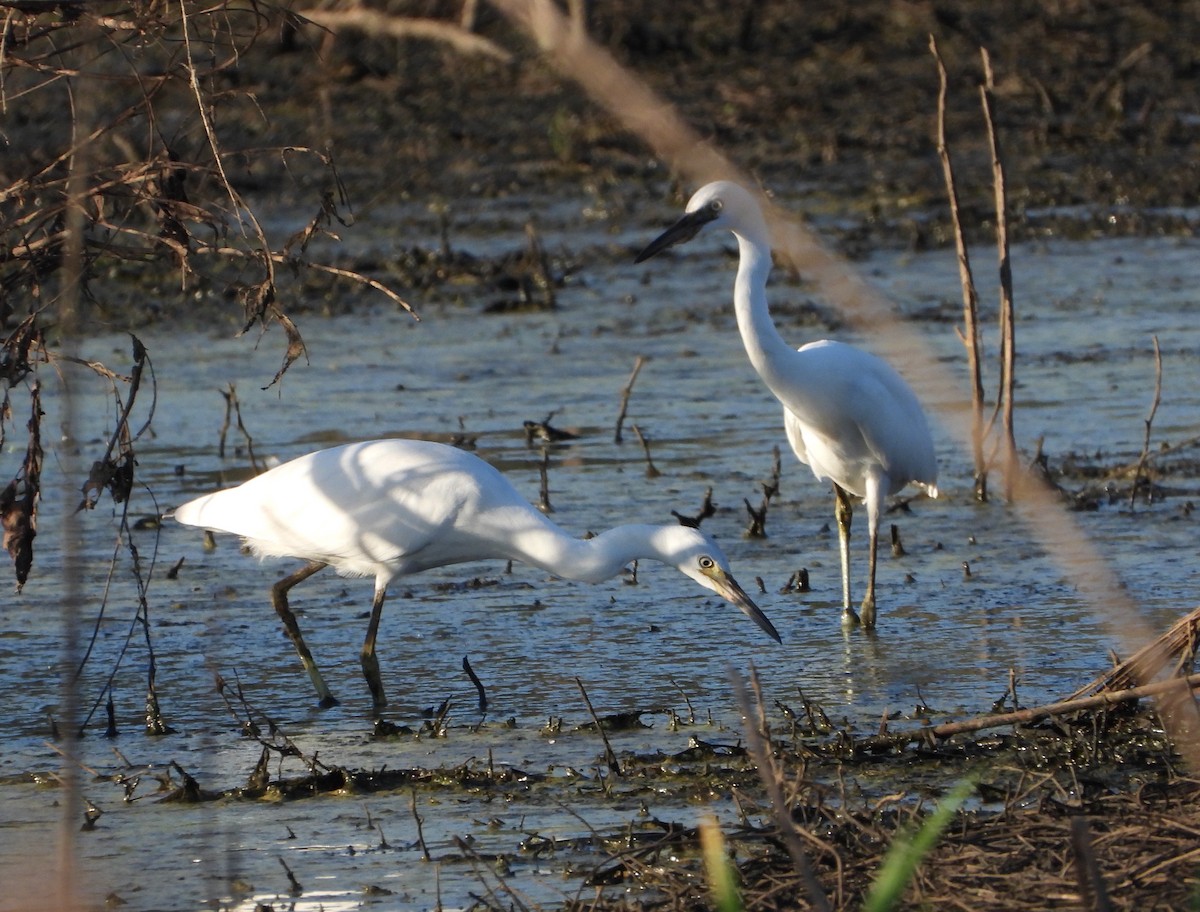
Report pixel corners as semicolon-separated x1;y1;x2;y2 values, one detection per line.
281;1;1200;248
19;0;1197;330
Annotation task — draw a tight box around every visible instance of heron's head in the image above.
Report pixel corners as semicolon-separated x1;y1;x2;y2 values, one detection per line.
635;181;768;262
656;525;781;643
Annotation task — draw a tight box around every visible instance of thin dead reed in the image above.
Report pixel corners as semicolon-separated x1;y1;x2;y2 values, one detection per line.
1129;335;1163;508
930;35;987;503
930;37;1019;503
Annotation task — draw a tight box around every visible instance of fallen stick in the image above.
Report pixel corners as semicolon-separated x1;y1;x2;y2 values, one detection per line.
851;672;1200;753
1069;603;1200;699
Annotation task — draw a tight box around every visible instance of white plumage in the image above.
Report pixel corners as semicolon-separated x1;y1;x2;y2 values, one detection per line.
637;180;937;627
175;437;779;707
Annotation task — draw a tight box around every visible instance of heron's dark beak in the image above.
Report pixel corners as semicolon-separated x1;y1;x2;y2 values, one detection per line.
711;569;782;643
634;208;718;263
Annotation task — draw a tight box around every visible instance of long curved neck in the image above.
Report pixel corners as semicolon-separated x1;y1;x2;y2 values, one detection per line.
731;233;806;397
506;522;665;584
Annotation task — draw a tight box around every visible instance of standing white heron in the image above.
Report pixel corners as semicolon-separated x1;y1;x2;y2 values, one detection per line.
173;437;779;708
636;181;937;628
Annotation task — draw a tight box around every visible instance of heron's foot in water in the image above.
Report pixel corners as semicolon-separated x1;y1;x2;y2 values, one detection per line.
840;606;861;627
860;598;877;630
362;652;388;710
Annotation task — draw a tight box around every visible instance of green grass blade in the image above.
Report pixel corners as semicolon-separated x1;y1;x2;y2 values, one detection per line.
863;777;976;912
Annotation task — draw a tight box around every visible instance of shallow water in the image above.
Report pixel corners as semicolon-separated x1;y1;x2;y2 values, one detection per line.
2;197;1198;910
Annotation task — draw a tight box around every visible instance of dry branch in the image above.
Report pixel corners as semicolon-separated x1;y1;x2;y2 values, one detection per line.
853;671;1200;755
1129;335;1162;508
300;9;512;62
576;676;621;776
930;35;988;503
630;423;659;477
1069;604;1200;700
980;48;1018;501
613;354;645;444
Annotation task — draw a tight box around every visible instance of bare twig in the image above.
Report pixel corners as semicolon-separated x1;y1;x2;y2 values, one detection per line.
614;355;646;444
523;220;557;309
536;446;552;513
412;787;432;862
931;35;988;503
1129;335;1162;509
462;655;487;714
855;671;1200;754
217;384;260;471
575;676;621;775
629;423;659;477
671;487;715;528
981;47;1018;501
1069;603;1200;699
300;8;513;62
669;677;696;724
277;856;303;895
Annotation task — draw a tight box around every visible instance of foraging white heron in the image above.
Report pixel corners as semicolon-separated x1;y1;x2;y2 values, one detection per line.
173;437;779;708
636;181;937;628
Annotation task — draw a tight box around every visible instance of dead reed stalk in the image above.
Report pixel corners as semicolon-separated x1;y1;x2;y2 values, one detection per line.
930;40;1020;504
980;48;1019;501
930;35;988;503
613;355;646;443
1129;335;1163;508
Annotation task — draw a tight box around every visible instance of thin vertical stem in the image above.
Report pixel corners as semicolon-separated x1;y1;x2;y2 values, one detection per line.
980;48;1018;500
613;354;645;443
1130;335;1163;508
57;28;96;908
931;35;988;502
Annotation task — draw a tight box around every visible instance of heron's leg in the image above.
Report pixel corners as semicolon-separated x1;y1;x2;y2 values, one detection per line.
861;518;879;629
270;561;337;707
360;584;389;710
860;473;885;629
834;484;859;626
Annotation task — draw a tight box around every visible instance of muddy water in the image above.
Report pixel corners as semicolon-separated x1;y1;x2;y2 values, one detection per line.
1;202;1197;910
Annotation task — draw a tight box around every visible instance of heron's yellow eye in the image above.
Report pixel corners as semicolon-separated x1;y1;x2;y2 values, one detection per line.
709;199;723;214
698;556;716;570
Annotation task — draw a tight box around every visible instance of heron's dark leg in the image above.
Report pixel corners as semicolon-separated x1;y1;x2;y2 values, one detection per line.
361;584;389;709
270;561;337;707
834;484;859;626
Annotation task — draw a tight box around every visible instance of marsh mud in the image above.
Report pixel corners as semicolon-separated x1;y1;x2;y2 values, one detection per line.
3;2;1200;911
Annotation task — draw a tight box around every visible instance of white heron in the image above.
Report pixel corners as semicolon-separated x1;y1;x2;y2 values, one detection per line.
636;180;937;628
173;437;779;708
